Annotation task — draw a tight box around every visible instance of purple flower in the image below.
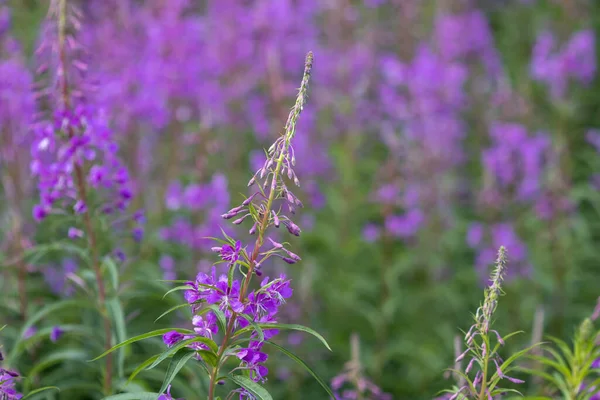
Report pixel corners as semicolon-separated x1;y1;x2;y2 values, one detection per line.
68;227;84;239
385;209;424;238
236;347;269;383
22;326;36;339
531;29;596;98
214;241;243;265
184;268;218;305
159;255;176;281
162;331;185;348
192;313;218;339
362;224;381;243
0;367;22;400
31;106;135;224
158;385;183;400
50;326;64;342
206;276;244;314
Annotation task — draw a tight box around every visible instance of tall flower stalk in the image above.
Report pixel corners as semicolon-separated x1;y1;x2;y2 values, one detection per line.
441;247;538;399
30;0;138;393
94;51;333;400
207;50;313;400
55;2;113;393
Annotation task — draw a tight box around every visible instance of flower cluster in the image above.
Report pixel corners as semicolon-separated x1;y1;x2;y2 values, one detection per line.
433;9;501;76
31;105;133;221
531;29;596;99
372;42;468;240
481;122;570;218
164;268;293;383
0;349;21;400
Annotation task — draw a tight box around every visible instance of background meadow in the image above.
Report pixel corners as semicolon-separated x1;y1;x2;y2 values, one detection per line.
1;0;600;399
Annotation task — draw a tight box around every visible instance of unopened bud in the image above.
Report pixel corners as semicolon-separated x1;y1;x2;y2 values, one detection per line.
242;193;258;206
284;220;301;236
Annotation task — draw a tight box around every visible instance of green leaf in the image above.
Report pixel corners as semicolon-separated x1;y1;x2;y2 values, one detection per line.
239;315;264;342
203;305;227;333
90;328;194;361
102;393;161;400
159;348;195;394
147;337;217;370
163;285;191;299
235;323;331;351
227;262;236;289
545;347;573;378
154;303;190;323
491;331;525;354
22;386;60;399
197;350;218;368
489;343;542;391
490;388;523;396
228;374;273;400
201;236;230;246
126;355;160;385
103;256;120;292
265;341;335;399
516;367;560;387
106;297;128;378
548;336;575;363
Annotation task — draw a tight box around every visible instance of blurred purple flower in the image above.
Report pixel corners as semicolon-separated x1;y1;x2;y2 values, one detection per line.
50;326;64;342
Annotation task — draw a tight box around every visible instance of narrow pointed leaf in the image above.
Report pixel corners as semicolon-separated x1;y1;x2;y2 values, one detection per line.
266;341;334;399
159;348;195;394
106;297;127;378
127;354;160;385
90;328;194;361
163;285;192;299
228;374;273;400
236;323;330;351
147;337;217;369
102;256;120;291
22;386;60;399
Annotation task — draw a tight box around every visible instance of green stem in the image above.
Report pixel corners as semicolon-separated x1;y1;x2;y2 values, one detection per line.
479;335;490;400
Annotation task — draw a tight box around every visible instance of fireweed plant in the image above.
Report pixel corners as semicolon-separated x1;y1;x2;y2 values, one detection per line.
440;247;539;400
4;0;140;396
94;52;334;400
517;306;600;399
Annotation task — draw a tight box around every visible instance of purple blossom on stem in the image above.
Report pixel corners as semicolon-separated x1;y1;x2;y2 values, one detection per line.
50;326;64;342
162;331;185;348
31;105;134;220
531;29;596;99
163;53;315;400
0;367;22;400
213;241;243;265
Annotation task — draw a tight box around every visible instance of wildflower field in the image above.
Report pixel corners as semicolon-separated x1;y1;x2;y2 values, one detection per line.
1;0;600;399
